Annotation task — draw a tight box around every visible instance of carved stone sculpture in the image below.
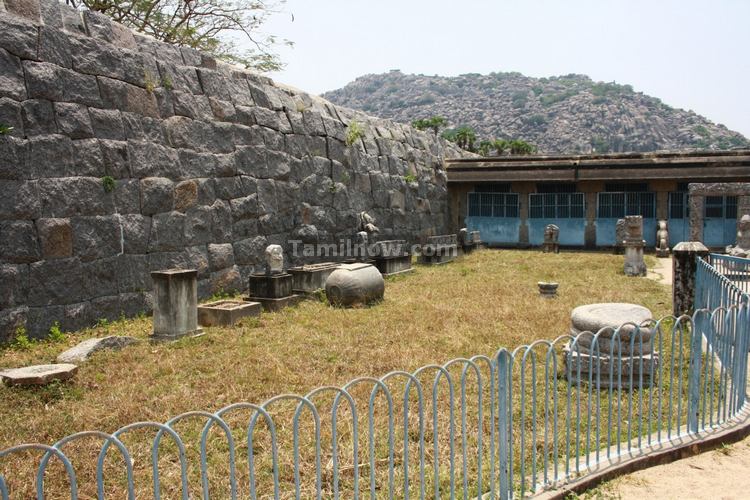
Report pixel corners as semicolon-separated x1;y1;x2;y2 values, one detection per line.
726;215;750;257
655;220;670;257
614;218;627;254
542;224;560;253
265;244;284;274
359;211;380;235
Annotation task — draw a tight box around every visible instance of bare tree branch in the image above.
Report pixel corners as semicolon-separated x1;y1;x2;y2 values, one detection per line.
61;0;291;72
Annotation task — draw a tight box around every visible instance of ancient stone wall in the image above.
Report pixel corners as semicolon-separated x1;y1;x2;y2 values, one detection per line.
0;0;463;340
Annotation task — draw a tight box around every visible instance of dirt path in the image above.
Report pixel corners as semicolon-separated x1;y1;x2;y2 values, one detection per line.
579;256;750;499
646;256;672;287
579;434;750;499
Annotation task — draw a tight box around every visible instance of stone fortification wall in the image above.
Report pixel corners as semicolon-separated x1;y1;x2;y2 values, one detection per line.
0;0;462;339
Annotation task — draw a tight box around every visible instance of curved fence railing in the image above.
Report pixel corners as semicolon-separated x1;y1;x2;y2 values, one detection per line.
1;268;749;498
700;253;750;307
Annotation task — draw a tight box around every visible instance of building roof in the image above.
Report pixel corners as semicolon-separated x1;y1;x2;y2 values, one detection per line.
446;149;750;183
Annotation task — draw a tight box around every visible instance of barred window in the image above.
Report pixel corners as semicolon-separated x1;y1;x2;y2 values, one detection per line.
597;192;655;218
669;192;688;219
529;193;585;218
467;192;519;217
705;196;738;219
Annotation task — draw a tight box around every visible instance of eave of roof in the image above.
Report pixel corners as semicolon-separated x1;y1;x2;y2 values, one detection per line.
446;150;750;183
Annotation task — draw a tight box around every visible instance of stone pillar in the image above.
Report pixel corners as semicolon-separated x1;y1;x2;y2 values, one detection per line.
151;269;203;342
688;194;704;242
623;216;646;276
672;242;710;316
584;191;598;249
651;187;669;219
517;184;531;247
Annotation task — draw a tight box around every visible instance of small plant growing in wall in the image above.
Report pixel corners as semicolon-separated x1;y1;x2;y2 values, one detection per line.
102;176;116;193
404;173;418;183
161;75;174;90
0;123;13;135
144;70;159;93
345;121;364;146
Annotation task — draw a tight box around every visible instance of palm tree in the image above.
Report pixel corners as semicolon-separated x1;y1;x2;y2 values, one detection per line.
509;139;536;155
454;126;477;152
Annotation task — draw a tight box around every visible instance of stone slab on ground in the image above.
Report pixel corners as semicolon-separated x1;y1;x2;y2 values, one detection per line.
0;364;78;386
56;336;139;363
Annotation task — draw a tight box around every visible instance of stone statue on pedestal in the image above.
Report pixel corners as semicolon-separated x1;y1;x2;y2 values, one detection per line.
726;215;750;257
265;244;284;274
655;220;670;257
542;224;560;253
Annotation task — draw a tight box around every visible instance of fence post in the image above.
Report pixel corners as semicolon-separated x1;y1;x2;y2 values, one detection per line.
688;311;704;434
497;352;509;499
736;298;750;411
673;242;710;316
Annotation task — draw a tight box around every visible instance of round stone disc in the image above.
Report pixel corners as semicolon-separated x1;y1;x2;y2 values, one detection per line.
571;303;653;337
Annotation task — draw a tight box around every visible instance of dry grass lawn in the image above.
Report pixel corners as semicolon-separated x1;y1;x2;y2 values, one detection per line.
0;249;671;498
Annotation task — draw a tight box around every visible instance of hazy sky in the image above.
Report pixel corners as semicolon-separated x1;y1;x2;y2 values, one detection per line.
260;0;750;137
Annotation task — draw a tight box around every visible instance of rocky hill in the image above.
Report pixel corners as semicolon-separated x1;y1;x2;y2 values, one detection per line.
323;70;749;154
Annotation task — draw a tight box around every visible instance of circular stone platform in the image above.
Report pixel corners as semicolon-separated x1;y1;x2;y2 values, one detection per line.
566;303;657;389
571;303;653;338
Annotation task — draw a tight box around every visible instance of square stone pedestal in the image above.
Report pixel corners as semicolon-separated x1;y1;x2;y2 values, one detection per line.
198;299;261;327
462;231;482;254
151;269;203;342
420;250;456;265
374;255;414;276
288;263;340;294
249;272;293;298
371;240;413;276
246;273;302;312
419;235;458;265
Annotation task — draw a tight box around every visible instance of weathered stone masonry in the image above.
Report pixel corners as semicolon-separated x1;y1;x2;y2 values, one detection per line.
0;0;463;340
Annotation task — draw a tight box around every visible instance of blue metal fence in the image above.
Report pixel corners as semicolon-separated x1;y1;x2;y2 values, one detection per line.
699;253;750;296
2;271;749;498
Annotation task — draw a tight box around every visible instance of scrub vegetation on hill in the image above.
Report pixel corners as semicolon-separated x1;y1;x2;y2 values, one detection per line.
323;71;750;154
